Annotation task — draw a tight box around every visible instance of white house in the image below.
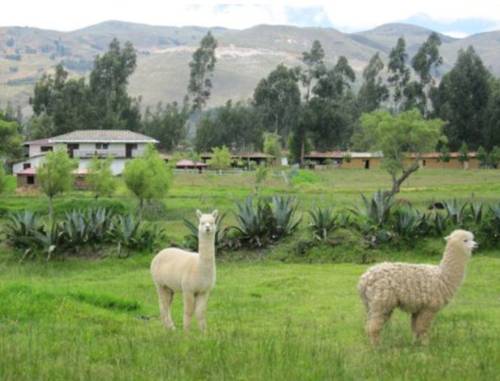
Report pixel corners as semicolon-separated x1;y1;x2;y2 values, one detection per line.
13;130;159;182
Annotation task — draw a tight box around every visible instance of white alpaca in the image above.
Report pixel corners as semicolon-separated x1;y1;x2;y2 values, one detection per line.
358;229;477;345
151;210;218;332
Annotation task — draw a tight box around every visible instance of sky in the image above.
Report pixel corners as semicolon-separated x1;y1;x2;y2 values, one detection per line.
2;0;500;38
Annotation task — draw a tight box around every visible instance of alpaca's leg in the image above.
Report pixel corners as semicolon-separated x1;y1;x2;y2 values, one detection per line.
411;312;419;335
366;307;393;345
195;292;210;333
413;310;436;345
157;286;175;330
183;292;196;331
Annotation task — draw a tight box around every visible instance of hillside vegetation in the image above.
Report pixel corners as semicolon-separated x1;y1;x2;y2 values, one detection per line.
2;21;500;112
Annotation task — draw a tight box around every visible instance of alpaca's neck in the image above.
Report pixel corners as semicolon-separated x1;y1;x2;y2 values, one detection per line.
439;245;468;294
198;234;216;272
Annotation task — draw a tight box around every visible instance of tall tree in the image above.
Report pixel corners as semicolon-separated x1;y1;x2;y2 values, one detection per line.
142;102;189;152
358;53;389;113
253;64;301;140
294;40;326;165
0;111;22;159
187;31;218;113
30;39;141;137
433;46;491;150
409;32;443;114
387;37;410;112
194;100;264;152
483;78;500;149
30;64;90;136
354;109;443;196
313;56;355;100
300;40;326;102
89;39;141;131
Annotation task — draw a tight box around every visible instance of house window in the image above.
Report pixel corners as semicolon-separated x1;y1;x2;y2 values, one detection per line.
96;143;109;150
27;175;35;185
41;146;53;152
23;163;31;169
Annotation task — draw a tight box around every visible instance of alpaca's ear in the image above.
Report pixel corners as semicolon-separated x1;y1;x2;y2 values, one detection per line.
212;209;219;219
196;209;202;219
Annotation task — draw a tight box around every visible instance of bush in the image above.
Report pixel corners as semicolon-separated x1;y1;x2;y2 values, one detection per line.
4;211;44;250
231;196;301;248
110;215;165;257
357;190;394;227
308;207;338;241
3;207;164;260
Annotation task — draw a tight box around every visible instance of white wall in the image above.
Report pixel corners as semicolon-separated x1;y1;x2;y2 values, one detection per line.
12;155;46;174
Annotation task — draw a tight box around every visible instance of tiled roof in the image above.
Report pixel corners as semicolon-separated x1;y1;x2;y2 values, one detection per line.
23;138;53;145
48;130;158;143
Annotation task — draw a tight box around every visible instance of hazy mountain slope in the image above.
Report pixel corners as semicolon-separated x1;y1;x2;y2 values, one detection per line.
1;20;500;115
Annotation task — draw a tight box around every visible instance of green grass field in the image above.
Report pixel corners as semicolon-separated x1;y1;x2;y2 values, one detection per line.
1;168;500;380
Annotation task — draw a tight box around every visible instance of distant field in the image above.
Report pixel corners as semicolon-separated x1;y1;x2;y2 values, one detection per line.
2;168;500;240
0;168;499;380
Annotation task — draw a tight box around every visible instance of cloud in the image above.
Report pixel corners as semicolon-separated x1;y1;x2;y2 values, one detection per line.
1;0;500;36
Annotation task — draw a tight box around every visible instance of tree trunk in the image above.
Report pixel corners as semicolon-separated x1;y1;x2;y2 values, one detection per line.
388;161;420;197
300;139;305;168
48;197;54;224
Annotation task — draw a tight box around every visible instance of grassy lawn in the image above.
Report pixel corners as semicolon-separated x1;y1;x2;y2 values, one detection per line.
1;168;500;380
0;255;499;380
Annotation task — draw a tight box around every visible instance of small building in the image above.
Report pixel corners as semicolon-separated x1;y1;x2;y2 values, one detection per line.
200;152;274;167
304;151;383;169
16;167;90;189
175;159;208;173
13;130;159;178
406;152;480;170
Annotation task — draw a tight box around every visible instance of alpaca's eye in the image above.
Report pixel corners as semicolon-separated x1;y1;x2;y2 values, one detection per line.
464;239;468;242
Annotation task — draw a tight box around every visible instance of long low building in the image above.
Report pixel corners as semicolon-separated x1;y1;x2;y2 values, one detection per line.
303;151;480;170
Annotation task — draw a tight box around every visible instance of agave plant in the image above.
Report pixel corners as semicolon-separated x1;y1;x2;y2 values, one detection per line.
111;215;164;256
357;190;394;227
33;221;64;261
432;212;448;236
86;207;115;242
393;207;430;239
233;197;274;247
183;212;227;251
61;210;89;248
270;196;301;239
3;211;44;249
308;207;338;241
469;202;484;225
443;199;468;226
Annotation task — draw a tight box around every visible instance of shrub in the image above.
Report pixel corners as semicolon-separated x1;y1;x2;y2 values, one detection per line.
110;215;164;257
270;196;301;238
393;207;431;240
232;197;274;247
443;199;468;226
3;211;44;250
308;207;338;241
357;190;394;227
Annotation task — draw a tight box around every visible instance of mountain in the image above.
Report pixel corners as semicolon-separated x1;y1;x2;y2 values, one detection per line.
1;21;500;116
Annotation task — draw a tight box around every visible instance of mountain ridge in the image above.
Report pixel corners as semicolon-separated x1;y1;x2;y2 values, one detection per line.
0;20;498;114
